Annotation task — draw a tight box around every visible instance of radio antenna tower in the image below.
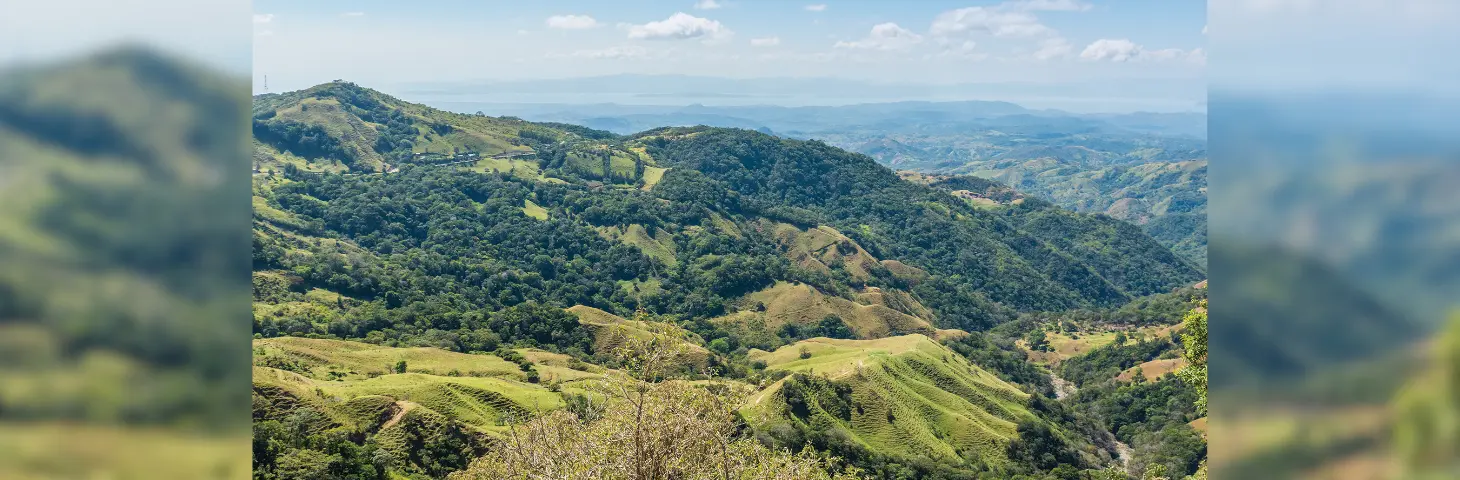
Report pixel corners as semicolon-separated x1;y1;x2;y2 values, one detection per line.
264;75;269;93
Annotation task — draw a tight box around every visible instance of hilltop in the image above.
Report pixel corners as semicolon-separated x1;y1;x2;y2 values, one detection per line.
249;81;1206;479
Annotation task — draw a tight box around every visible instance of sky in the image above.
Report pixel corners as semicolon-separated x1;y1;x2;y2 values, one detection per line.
250;0;1210;104
1;1;1453;109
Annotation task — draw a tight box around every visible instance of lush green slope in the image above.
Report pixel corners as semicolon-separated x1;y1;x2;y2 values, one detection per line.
742;335;1107;477
249;82;1205;479
743;335;1035;462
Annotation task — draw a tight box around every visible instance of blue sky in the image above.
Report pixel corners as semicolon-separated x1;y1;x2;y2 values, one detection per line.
252;0;1208;96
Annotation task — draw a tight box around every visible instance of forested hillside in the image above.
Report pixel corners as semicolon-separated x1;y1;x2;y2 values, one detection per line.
250;82;1205;479
848;135;1207;266
460;100;1210;265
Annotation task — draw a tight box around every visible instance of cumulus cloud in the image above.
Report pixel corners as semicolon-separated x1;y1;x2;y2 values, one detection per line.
930;7;1053;38
546;14;599;30
253;13;274;24
694;0;723;9
834;22;923;50
805;4;828;12
1201;24;1208;35
625;12;731;40
1079;38;1142;61
750;36;781;47
1079;38;1205;64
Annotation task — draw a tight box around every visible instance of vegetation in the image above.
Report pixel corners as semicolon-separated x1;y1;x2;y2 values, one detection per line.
448;331;859;480
854;139;1207;266
248;82;1207;479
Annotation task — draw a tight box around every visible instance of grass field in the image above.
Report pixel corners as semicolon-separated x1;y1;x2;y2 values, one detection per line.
640;166;668;190
252;337;574;433
766;221;884;282
1022;323;1184;365
254;336;524;380
743;334;1037;466
522;199;548;220
597;224;677;266
567;305;711;369
1117;357;1188;382
469;157;542;178
719;282;936;341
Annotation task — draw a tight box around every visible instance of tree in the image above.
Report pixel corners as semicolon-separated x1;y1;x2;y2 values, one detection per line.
1175;298;1206;480
1175;299;1206;416
395;360;408;374
448;328;860;480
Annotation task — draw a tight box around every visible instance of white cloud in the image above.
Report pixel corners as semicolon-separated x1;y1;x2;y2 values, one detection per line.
930;7;1053;38
1032;37;1074;60
342;12;365;17
1079;38;1205;64
626;12;731;40
256;30;274;37
1003;0;1092;11
552;46;650;59
834;22;923;50
1201;24;1208;35
517;29;529;35
805;4;828;12
546;14;599;30
1079;38;1142;61
253;13;274;24
750;36;781;47
694;0;723;10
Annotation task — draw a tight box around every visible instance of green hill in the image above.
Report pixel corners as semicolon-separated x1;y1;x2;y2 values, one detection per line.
248;81;1206;479
742;335;1097;473
251;337;587;479
565;305;711;370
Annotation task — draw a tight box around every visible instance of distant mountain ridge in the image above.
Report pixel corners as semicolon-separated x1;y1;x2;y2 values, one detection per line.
399;73;1205;113
431;100;1206;139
